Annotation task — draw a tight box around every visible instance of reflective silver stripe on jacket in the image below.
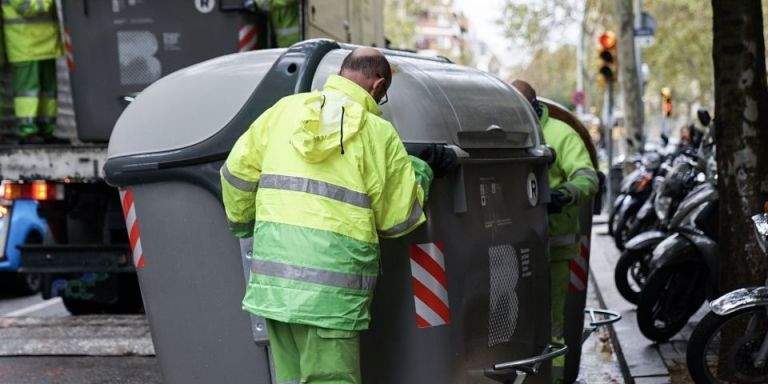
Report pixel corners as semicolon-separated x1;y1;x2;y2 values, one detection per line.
378;200;423;237
260;174;371;209
251;259;377;291
221;163;259;192
228;219;255;232
572;168;598;182
39;91;56;99
550;234;579;247
16;117;35;124
562;182;580;202
14;90;39;98
3;14;56;24
275;25;299;37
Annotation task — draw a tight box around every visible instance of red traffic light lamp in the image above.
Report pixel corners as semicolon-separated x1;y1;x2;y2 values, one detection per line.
599;31;617;50
597;32;617;83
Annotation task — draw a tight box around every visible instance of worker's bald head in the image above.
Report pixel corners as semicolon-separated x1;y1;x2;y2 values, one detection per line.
339;47;392;104
511;79;537;105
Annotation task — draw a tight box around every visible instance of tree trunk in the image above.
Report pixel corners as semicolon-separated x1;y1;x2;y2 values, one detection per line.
712;0;768;295
614;0;644;145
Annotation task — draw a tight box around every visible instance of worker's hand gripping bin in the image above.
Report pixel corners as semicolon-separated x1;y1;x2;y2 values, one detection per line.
104;40;558;384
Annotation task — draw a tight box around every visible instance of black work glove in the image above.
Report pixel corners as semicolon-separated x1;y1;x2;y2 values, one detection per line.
404;143;459;178
548;189;571;214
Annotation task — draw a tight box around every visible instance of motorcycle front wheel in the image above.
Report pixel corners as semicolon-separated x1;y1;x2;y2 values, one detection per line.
687;307;768;383
636;263;706;342
614;248;652;304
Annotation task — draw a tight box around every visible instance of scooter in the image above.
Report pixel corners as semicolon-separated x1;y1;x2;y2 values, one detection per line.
613;153;705;304
686;210;768;383
635;180;719;342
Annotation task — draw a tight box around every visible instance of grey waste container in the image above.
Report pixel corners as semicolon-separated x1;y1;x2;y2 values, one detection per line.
105;40;557;384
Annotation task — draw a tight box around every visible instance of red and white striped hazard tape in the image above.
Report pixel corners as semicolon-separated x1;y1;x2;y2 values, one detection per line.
63;29;75;71
569;235;590;292
239;24;258;52
120;189;145;269
409;241;450;328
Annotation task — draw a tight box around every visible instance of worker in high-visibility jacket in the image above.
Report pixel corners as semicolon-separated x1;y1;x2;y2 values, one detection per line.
221;48;435;384
513;80;598;383
246;0;300;47
1;0;62;141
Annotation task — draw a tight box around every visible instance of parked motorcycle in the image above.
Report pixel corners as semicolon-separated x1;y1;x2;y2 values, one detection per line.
635;179;719;342
613;153;704;304
611;151;663;250
686;210;768;383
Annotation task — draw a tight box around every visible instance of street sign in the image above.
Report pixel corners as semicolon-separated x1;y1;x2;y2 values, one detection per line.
635;12;656;37
571;90;586;106
635;35;655;48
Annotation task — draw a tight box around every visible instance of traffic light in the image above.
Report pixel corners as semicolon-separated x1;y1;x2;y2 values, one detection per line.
661;87;672;117
597;31;617;83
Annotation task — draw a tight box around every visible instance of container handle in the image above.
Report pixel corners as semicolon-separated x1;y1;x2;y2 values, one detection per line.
491;343;568;372
581;307;622;344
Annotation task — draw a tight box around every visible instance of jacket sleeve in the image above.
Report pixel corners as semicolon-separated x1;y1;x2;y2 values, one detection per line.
556;131;598;207
374;128;434;239
10;0;55;17
220;108;272;238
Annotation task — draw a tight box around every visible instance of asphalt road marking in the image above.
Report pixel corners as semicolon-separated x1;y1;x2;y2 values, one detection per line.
2;297;63;317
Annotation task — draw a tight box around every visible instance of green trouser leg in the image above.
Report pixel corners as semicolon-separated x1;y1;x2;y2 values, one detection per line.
11;61;41;137
267;318;361;384
38;59;58;138
550;257;571;383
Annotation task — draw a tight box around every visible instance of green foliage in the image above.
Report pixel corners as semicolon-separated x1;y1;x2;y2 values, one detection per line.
508;45;578;107
642;0;714;108
384;0;420;50
498;0;582;51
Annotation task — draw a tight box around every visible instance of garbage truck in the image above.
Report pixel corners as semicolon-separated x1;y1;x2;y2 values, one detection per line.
103;39;582;384
0;0;384;314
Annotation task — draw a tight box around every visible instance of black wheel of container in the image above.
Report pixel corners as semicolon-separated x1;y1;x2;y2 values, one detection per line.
61;296;111;315
636;264;706;342
62;274;143;315
614;248;651;305
687;308;768;383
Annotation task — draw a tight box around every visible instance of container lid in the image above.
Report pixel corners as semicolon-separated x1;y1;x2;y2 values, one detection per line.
311;49;542;149
107;49;284;159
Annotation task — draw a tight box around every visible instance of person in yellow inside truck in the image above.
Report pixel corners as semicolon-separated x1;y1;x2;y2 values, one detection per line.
512;80;598;383
221;48;436;383
1;0;62;142
245;0;300;48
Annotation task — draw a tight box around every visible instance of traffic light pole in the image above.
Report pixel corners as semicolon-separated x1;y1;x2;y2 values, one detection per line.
604;81;615;212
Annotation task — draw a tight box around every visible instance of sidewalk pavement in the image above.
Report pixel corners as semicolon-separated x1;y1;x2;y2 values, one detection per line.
589;219;704;384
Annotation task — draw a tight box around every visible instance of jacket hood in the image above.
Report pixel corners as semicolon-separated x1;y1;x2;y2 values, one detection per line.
290;75;379;163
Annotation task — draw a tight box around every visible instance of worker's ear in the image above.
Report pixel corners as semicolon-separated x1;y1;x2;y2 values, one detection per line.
371;77;387;100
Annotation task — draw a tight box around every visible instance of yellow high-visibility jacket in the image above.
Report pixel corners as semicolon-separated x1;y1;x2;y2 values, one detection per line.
221;74;433;330
2;0;62;63
542;104;598;261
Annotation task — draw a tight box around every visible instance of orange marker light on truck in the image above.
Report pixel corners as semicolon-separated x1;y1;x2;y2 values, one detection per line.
32;182;48;201
1;181;64;201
